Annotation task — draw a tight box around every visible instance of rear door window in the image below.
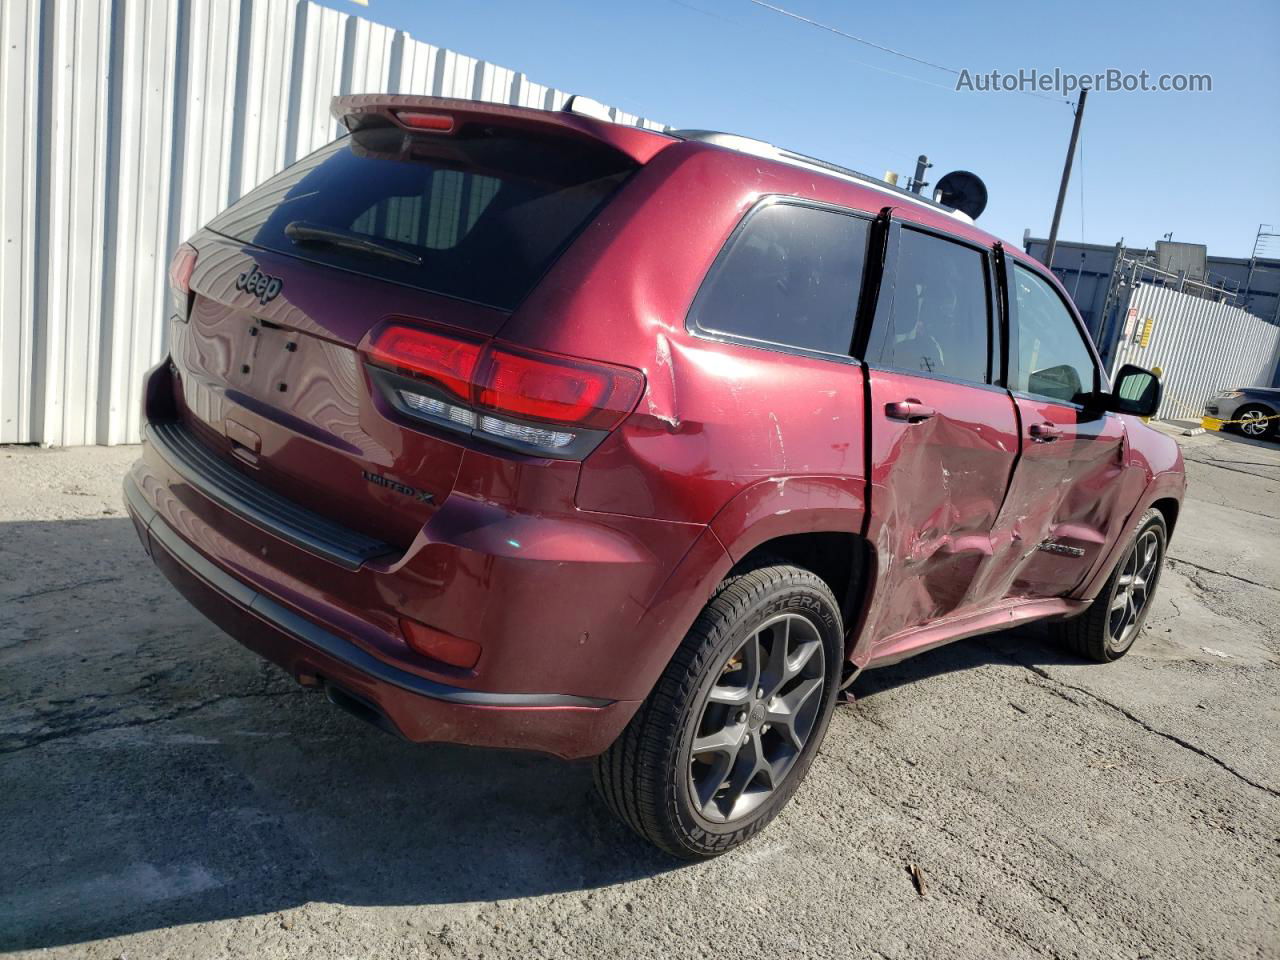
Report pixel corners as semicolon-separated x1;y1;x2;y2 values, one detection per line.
208;120;636;310
688;201;871;358
868;228;991;384
1009;262;1099;405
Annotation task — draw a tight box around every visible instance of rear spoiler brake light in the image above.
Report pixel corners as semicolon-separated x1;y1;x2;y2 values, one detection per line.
332;94;673;165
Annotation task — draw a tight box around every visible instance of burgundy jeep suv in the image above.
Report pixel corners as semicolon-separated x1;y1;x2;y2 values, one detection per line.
125;95;1184;858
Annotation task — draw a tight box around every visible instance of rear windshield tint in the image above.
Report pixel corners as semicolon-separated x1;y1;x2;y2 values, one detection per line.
207;119;636;310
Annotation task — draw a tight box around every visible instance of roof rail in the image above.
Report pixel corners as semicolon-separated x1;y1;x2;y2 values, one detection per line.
668;128;969;221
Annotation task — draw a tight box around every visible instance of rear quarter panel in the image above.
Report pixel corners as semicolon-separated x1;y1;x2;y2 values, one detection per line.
503;142;872;529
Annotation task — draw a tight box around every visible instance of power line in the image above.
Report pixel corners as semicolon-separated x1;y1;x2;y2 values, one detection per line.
748;0;1071;105
672;0;978;97
747;0;959;75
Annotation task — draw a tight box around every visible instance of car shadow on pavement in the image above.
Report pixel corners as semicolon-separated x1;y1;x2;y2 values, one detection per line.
0;517;1100;952
0;518;677;952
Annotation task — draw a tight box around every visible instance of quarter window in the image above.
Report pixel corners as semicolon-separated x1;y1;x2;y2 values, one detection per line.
868;228;991;384
689;202;870;357
1010;263;1098;405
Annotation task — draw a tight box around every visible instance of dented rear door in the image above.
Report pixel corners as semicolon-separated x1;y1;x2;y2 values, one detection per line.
859;223;1020;650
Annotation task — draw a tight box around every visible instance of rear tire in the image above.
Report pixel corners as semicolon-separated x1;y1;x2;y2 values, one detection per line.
594;564;843;859
1052;509;1167;662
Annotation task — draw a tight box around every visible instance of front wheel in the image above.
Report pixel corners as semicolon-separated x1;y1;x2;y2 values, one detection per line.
1052;509;1167;662
594;564;843;858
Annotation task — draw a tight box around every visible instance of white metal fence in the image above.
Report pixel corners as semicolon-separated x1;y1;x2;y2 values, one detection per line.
1109;282;1280;421
0;0;661;446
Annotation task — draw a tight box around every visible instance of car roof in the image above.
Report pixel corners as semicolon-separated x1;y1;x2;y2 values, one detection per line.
668;129;967;223
663;127;1043;266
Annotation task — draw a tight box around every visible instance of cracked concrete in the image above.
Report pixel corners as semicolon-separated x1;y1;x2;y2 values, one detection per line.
1;428;1278;959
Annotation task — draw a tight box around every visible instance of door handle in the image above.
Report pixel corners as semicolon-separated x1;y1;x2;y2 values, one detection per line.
885;399;936;423
1029;422;1062;442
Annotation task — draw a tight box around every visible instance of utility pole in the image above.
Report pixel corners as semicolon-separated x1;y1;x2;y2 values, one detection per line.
908;155;931;195
1044;88;1088;271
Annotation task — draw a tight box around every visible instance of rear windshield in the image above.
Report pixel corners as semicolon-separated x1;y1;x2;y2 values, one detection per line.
207;119;636;310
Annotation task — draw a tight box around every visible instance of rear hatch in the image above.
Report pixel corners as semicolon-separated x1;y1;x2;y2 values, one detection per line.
165;97;665;552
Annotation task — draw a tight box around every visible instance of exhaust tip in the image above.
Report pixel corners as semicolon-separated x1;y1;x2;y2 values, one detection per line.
324;683;406;740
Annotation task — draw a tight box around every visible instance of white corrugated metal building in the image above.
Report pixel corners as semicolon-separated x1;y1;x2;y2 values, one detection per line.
0;0;661;446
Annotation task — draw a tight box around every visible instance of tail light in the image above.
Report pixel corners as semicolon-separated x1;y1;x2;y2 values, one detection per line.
362;321;644;459
365;324;482;403
167;243;198;320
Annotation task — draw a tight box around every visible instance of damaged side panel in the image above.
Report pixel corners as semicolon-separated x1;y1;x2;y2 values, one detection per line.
577;334;867;526
987;397;1129;600
857;368;1021;659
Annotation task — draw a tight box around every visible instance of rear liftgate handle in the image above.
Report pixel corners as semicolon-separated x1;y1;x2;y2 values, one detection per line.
884;399;937;424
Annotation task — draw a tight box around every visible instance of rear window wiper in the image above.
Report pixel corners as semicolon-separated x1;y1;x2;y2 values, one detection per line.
284;220;423;266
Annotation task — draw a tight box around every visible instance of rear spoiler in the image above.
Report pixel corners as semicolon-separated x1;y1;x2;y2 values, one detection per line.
331;94;674;165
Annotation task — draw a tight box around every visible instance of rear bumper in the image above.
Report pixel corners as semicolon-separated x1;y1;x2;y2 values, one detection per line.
124;474;637;758
124;471;655;762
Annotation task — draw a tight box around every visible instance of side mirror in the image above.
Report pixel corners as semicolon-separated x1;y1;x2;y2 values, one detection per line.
1108;364;1161;417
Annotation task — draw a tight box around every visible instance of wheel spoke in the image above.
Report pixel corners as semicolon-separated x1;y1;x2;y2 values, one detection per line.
1138;545;1160;583
767;673;822;751
790;638;821;677
692;751;734;814
779;675;823;715
758;620;791;698
1125;554;1138;578
692;725;742;758
1110;589;1130;613
765;705;805;752
741;633;762;696
706;683;750;706
722;731;765;816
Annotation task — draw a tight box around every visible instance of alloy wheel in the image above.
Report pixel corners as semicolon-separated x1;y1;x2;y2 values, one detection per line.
1239;409;1270;437
1107;529;1161;651
687;613;826;824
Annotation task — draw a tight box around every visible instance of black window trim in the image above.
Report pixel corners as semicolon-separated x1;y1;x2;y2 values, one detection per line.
1002;252;1109;412
860;216;1002;391
684;194;876;365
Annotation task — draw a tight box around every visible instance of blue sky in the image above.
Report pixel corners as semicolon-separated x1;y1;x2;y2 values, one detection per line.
319;0;1279;258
